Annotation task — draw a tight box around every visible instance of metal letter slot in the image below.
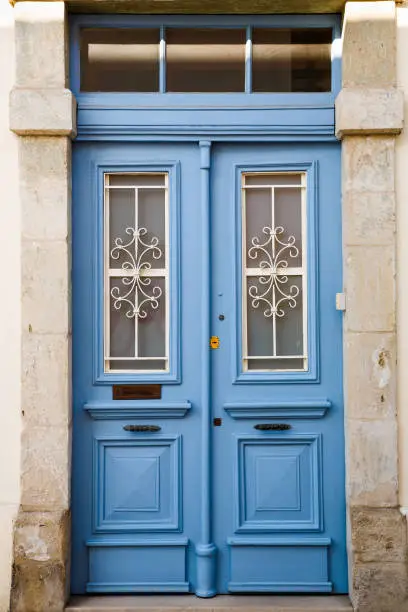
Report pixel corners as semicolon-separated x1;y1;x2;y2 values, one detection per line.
254;423;292;431
123;425;161;432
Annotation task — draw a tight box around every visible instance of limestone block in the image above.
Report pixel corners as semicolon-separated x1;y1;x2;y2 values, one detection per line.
344;245;395;333
342;136;395;193
350;507;406;563
22;241;70;335
20;424;71;511
344;332;396;420
14;1;67;88
342;1;397;89
336;88;403;138
13;510;69;565
347;418;398;507
351;562;408;612
21;332;71;428
342;191;395;246
19;137;71;241
10;88;76;136
11;560;67;612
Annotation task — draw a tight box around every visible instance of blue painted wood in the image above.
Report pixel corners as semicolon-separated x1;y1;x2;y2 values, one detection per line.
232;160;319;384
71;18;346;594
72;143;204;594
211;142;347;594
92;435;182;533
223;400;330;419
70;14;341;141
227;538;332;593
75;102;336;141
72;140;347;595
91;159;181;385
86;540;189;592
195;141;217;598
84;400;192;419
233;434;323;532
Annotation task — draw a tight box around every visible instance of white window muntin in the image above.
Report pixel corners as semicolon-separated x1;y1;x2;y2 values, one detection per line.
242;172;308;372
104;172;169;373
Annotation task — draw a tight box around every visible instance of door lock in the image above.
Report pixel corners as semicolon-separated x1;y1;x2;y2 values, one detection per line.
210;336;220;349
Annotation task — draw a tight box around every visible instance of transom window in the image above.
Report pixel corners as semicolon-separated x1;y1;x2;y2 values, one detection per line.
80;26;333;93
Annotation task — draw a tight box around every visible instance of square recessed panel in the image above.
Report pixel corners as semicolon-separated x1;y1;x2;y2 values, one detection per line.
94;436;181;532
105;450;160;514
255;455;300;511
235;435;322;532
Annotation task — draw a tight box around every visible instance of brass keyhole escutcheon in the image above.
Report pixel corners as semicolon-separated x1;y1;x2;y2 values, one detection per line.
210;336;220;349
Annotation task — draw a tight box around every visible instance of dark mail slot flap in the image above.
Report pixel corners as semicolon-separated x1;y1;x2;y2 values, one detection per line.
113;384;162;401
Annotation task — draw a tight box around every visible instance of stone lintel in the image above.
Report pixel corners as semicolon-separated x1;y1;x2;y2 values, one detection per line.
11;0;349;14
336;88;404;138
9;88;77;137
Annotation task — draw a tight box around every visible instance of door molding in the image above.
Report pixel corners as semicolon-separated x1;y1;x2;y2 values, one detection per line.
9;2;406;611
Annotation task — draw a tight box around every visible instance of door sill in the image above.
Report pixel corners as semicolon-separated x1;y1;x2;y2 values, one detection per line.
66;595;352;611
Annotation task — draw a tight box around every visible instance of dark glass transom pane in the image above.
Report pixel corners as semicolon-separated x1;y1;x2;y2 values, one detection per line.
252;28;332;93
80;28;160;92
166;28;246;92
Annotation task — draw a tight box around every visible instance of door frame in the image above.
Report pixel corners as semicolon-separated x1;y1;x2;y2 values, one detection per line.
9;2;405;611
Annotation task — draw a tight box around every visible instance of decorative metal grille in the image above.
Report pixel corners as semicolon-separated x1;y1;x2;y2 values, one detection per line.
242;173;307;372
110;227;163;320
104;173;168;372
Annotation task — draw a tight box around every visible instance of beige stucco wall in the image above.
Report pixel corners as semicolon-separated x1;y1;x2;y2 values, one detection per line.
396;4;408;513
0;1;21;611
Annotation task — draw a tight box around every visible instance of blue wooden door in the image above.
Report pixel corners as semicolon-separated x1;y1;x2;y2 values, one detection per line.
71;142;204;594
71;140;347;595
211;142;347;594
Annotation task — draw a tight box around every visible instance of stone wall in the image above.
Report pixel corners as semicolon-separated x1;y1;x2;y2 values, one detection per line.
4;1;408;611
336;2;406;610
9;3;73;611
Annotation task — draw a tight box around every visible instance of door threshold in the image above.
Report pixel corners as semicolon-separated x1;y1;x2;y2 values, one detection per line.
66;595;352;612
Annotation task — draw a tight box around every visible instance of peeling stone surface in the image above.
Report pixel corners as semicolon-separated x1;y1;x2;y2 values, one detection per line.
344;333;396;420
351;562;408;612
11;510;70;612
350;507;407;563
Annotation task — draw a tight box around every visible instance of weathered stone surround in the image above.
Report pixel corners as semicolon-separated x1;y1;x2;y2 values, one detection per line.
8;1;407;611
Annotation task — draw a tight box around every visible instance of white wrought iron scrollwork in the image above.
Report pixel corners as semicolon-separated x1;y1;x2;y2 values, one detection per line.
110;226;163;319
248;226;300;318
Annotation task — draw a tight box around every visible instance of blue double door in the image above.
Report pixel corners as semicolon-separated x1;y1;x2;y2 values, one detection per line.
72;141;347;595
